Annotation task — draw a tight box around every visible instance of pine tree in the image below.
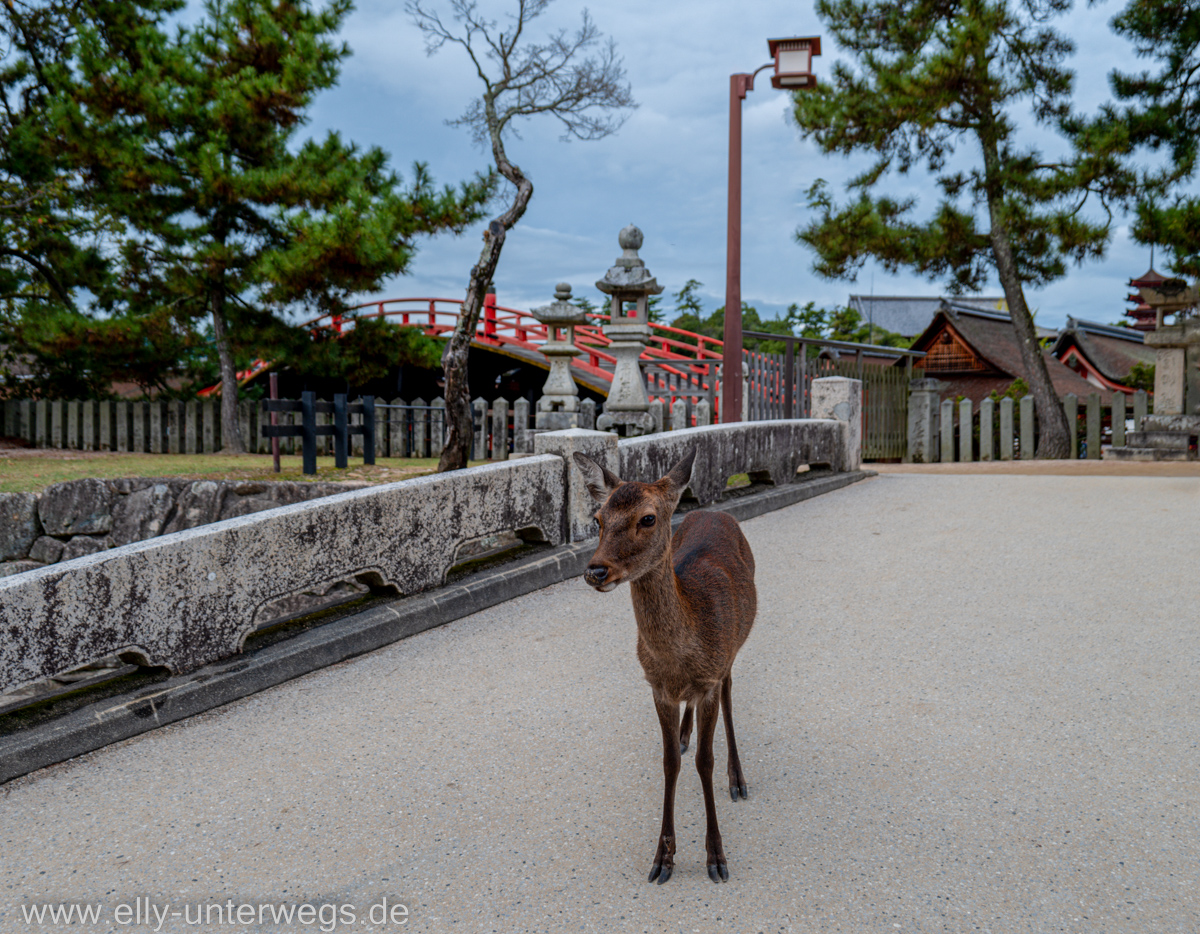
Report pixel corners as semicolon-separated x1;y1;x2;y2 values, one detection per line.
793;0;1121;458
50;0;493;446
1099;0;1200;277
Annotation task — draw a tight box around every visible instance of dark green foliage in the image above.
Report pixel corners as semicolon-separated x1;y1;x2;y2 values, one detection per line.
1095;0;1200;277
794;0;1117;290
989;376;1030;403
281;316;443;388
1121;360;1155;392
1;0;494;412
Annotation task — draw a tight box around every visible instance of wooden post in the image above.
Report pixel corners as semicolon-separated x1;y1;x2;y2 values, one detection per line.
783;339;795;419
301;390;317;475
333;393;349;468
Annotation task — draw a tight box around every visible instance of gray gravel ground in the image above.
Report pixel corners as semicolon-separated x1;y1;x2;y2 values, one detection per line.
2;473;1198;934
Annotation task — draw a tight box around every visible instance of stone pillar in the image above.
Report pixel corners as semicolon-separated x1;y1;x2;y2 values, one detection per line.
1019;395;1034;459
999;397;1014;460
535;428;619;542
1144;317;1200;416
1086;393;1101;459
979;397;994;461
1133;389;1148;428
812;376;863;471
132;402;147;454
595;225;660;436
647;399;664;434
50;400;63;448
185;402;198;454
492;397;509;461
1063;393;1078;459
472;397;488;460
98;401;113;451
67;400;80;449
579;398;596;430
959;398;973;462
34;399;47;448
115;402;130;452
413;397;428;458
671;398;688;432
1112;392;1127;447
167;403;181;454
431;398;445;457
82;401;96;452
513;397;532;454
202;400;216;453
906;378;941;464
695;399;712;427
939;398;955;463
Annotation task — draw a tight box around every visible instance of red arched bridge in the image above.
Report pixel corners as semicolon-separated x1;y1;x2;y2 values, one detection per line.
210;295;921;445
220;295;727;406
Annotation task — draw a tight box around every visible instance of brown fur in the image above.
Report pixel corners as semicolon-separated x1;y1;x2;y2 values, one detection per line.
573;449;757;885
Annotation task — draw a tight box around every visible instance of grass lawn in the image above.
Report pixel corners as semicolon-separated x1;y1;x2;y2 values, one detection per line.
0;449;485;494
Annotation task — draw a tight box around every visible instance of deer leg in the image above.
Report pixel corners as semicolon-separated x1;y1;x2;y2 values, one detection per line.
721;674;748;801
696;688;729;882
648;695;681;885
679;703;694;754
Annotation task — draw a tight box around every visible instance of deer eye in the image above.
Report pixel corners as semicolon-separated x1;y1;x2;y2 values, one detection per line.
639;514;656;528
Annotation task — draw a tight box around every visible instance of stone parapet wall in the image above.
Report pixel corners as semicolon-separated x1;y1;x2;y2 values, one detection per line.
0;398;861;698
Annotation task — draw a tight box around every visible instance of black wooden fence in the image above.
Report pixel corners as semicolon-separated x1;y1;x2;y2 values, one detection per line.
262;392;376;475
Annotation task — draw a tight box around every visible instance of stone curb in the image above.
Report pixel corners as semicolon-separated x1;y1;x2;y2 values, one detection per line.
0;470;872;784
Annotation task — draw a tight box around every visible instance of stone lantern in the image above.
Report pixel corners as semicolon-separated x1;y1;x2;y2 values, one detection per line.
596;224;661;436
531;282;587;430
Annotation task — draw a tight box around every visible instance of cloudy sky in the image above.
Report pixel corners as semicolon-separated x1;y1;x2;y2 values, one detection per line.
305;0;1149;331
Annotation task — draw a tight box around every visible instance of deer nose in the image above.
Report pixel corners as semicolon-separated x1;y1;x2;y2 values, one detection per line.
585;565;609;586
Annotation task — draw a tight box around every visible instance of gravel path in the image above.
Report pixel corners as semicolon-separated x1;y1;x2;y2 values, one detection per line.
2;473;1197;934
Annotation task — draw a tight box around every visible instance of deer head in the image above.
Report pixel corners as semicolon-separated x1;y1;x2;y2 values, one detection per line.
572;449;696;592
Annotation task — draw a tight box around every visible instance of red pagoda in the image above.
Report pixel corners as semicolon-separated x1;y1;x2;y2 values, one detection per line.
1126;267;1167;331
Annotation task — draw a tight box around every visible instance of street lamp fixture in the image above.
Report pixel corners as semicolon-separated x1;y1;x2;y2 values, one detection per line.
722;36;821;423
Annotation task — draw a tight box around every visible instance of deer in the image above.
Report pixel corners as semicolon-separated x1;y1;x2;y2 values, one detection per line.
572;448;757;885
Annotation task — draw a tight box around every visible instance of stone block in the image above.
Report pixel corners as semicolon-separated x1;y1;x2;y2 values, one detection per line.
61;535;109;562
811;376;863;470
0;456;565;694
959;398;973;462
535;428;619;542
1154;347;1186;416
110;482;176;546
979;398;994;461
37;479;114;535
28;536;65;565
1;560;42;578
1000;398;1014;460
0;493;42;560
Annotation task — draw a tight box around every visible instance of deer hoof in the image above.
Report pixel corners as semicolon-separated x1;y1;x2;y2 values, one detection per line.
680;740;689;754
707;862;729;883
648;862;673;885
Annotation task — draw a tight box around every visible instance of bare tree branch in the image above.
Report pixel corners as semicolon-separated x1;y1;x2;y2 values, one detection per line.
404;0;635;471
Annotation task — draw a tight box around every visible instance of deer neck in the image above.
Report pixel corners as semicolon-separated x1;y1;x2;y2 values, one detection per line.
630;544;686;640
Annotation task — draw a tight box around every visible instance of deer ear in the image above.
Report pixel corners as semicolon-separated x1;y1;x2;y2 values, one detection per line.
572;452;622;504
664;448;696;494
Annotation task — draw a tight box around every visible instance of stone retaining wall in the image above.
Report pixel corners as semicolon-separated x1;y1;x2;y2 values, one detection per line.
1;479;367;577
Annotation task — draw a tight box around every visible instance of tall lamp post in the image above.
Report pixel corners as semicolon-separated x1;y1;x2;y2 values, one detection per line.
722;36;821;423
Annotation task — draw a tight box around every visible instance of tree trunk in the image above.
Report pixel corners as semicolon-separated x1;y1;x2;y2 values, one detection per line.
210;285;245;454
980;138;1071;459
437;125;534;471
